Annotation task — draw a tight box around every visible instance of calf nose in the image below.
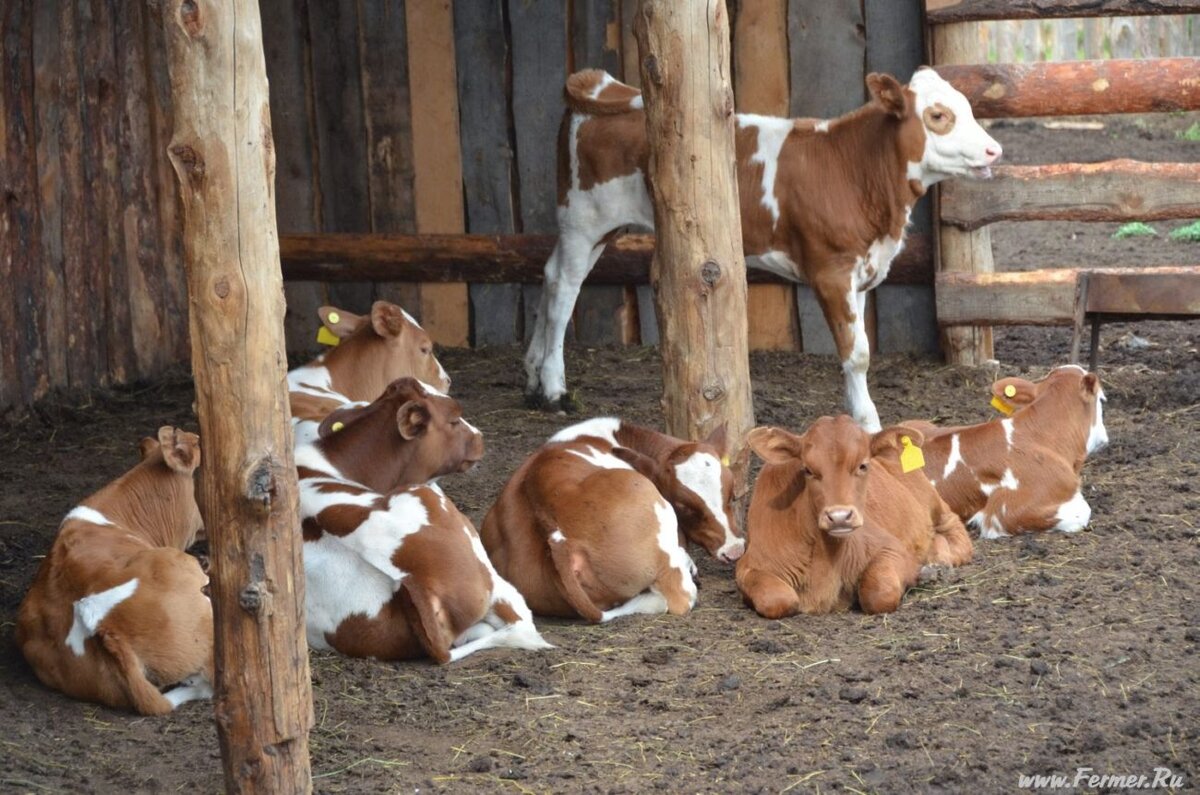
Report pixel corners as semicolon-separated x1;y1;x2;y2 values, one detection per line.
824;507;855;526
717;539;745;564
984;144;1002;164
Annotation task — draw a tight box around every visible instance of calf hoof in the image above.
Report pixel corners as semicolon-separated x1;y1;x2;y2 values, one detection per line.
525;391;583;415
917;565;944;586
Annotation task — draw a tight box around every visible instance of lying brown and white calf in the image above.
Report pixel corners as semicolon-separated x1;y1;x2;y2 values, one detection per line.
288;300;451;422
736;417;972;618
480;418;743;622
296;378;549;662
16;428;212;714
912;365;1108;538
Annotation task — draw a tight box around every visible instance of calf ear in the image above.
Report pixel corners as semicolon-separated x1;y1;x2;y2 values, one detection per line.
991;377;1037;407
371;301;409;338
397;400;432;440
318;306;362;340
866;72;908;118
870;425;924;459
747;427;804;465
158;426;201;474
702;422;728;455
317;403;369;439
138;436;160;461
1081;372;1101;396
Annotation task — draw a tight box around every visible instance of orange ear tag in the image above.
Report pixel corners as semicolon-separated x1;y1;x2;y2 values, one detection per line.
316;326;341;347
990;396;1015;415
899;436;925;473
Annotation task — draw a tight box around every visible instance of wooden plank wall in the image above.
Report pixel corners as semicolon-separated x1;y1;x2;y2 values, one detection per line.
0;0;942;408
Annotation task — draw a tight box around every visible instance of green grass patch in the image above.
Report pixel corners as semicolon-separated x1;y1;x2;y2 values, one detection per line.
1177;122;1200;142
1168;220;1200;242
1112;222;1158;239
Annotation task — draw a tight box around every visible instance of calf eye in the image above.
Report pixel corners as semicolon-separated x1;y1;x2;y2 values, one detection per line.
802;466;815;479
931;111;944;121
857;461;869;474
420;346;432;355
450;418;462;426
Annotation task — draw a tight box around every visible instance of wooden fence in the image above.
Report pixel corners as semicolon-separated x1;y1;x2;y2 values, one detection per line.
982;15;1199;62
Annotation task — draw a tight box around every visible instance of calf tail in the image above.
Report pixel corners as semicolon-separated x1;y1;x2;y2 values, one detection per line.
95;629;174;716
397;580;456;664
564;69;643;116
545;535;606;622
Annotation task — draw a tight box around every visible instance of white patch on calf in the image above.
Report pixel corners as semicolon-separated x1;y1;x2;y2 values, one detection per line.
567;446;634;471
907;68;1002;186
303;533;397;650
1001;418;1015;448
549;530;566;544
842;283;880;432
745;250;801;281
1087;389;1109;455
999;468;1019;490
164;674;213;709
600;590;669;623
815;120;830;133
550;417;622;445
64;506;113;527
653;498;697;602
942;434;964;480
587;72;614;99
673;453;741;560
738;114;793;228
418;380;448;397
1053;491;1091;533
66;578;139;656
332;493;429;581
629;94;643;110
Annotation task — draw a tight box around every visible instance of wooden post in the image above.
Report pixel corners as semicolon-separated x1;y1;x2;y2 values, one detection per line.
932;21;994;365
164;1;313;792
635;0;755;493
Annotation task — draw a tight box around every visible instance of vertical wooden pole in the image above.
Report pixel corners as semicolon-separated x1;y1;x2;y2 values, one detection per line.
635;0;755;494
406;0;470;347
164;1;313;792
933;21;994;365
733;0;800;352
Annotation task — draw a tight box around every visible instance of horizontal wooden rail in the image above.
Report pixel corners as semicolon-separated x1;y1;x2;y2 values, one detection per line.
926;0;1200;24
938;58;1200;118
279;233;935;285
936;266;1200;325
941;160;1200;231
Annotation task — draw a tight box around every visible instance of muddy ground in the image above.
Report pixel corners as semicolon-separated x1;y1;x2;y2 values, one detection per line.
1;118;1198;793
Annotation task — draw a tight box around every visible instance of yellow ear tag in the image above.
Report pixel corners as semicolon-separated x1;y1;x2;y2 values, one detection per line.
316;326;341;347
899;435;925;473
720;455;730;467
1004;384;1017;398
990;396;1015;415
330;421;344;433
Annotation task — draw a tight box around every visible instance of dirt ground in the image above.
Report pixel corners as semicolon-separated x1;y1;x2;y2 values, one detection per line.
1;117;1198;793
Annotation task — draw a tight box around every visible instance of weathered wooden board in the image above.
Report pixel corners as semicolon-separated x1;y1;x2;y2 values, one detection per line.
938;58;1200;118
1084;268;1200;315
406;0;469;346
926;0;1200;24
262;0;325;353
936;269;1078;326
359;0;422;320
942;160;1200;231
457;0;521;346
876;285;940;354
31;0;67;391
307;0;373;311
788;0;867;118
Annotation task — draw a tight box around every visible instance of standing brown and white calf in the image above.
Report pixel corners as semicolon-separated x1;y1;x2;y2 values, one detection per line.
737;417;972;617
289;300;451;422
16;428;212;715
296;378;550;662
524;68;1002;430
913;365;1109;538
480;418;743;623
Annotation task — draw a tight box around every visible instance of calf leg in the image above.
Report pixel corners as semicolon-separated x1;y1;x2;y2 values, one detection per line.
812;271;881;432
857;557;913;615
928;496;974;566
737;569;801;619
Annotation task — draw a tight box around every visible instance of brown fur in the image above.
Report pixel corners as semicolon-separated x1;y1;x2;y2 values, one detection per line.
736;417;972;618
15;428;212;715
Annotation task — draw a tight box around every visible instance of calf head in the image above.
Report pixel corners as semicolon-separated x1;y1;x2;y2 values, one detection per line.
992;365;1108;454
135;426;203;548
614;425;744;563
749;417;924;537
318;301;451;396
872;67;1001;186
316;377;483;492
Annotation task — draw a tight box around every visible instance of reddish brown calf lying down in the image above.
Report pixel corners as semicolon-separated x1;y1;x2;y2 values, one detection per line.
296;378;550;663
288;300;451;422
909;365;1109;538
737;417;972;618
16;428;212;715
480;418;744;622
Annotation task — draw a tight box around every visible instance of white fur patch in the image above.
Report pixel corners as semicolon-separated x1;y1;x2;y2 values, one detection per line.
587;72;614;99
1001;418;1015;448
673;452;738;556
653;498;696;602
64;506;113;527
738;114;793;227
815;120;830;133
1053;491;1091;533
550;417;622;445
567;446;633;471
907;67;1002;187
418;380;448;397
600;590;669;623
745;250;801;281
549;530;566;544
629;94;643;110
943;434;964;480
303;533;396;650
164;674;213;709
1087;389;1109;455
331;492;429;581
66;578;139;656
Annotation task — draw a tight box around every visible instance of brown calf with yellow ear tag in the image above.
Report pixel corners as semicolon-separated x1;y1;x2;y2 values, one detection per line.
990;377;1037;415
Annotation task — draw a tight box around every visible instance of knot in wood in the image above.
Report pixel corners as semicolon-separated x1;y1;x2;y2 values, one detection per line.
701;260;721;286
245;460;276;514
169;145;205;186
179;0;203;37
214;277;230;299
702;383;725;401
239;582;266;614
644;54;663;87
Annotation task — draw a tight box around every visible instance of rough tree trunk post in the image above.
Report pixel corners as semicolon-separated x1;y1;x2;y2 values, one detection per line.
933;21;995;365
635;0;755;494
164;1;313;792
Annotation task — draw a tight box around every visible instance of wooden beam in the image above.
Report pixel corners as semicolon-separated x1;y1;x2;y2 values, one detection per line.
406;0;469;347
942;160;1200;231
926;0;1200;24
933;20;994;366
163;1;313;791
734;0;799;352
938;58;1200;118
935;266;1200;326
636;0;755;495
278;233;935;285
